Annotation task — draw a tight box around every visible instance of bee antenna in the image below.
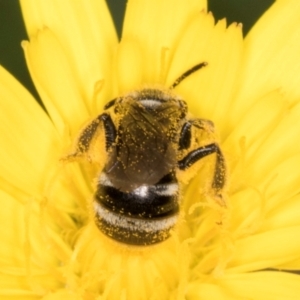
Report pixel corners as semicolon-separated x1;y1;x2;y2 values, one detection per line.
170;62;208;89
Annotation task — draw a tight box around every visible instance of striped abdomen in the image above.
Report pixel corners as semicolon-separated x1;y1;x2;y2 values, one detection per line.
94;172;179;245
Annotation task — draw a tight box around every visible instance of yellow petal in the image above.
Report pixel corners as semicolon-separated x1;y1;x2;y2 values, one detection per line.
258;154;300;211
245;102;300;187
167;17;243;138
187;281;236;300
223;90;287;173
120;0;206;87
73;223;186;299
116;37;144;93
20;0;118;110
276;257;300;271
22;29;90;135
0;66;61;195
228;155;300;239
0;189;62;297
227;226;300;273
219;272;300;300
233;0;300;117
0;288;39;300
229;188;263;240
262;194;300;231
42;290;83;300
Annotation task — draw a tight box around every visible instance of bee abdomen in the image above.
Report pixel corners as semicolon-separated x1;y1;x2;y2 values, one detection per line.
94;172;179;245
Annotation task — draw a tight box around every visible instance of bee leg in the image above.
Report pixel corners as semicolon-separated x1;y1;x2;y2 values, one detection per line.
178;121;193;150
178;119;215;151
178;143;226;195
98;113;117;151
67;113;116;159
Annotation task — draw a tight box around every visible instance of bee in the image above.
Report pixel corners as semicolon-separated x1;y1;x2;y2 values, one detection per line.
66;62;226;245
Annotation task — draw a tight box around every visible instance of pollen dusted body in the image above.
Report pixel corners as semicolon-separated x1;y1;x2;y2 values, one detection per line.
66;63;226;245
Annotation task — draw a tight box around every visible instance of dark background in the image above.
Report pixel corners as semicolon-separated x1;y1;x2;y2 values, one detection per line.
0;0;274;103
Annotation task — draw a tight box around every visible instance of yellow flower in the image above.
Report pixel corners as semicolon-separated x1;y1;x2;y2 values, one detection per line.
1;0;300;299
